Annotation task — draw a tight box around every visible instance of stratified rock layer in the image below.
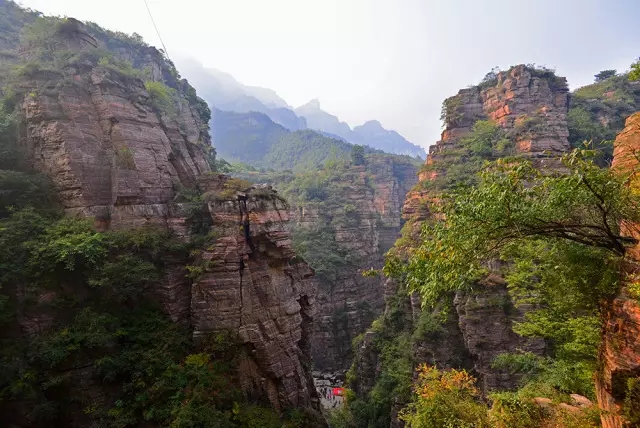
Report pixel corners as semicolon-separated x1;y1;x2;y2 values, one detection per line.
296;157;417;373
192;176;320;413
413;65;566;392
353;66;571;411
12;19;322;420
599;111;640;428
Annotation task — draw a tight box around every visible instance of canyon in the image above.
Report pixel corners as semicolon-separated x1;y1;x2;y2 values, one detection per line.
1;1;640;427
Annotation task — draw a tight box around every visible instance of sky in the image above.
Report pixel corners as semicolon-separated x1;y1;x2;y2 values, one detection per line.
16;0;640;148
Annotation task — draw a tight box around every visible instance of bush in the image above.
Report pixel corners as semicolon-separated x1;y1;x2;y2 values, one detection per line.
399;365;489;428
97;54;141;79
145;80;178;118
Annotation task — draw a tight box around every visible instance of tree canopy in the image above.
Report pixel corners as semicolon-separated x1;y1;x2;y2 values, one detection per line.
594;69;617;82
394;148;639;307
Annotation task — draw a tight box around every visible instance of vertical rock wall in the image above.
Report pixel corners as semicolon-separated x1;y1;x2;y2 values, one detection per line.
599;111;640;428
298;157;417;374
354;66;572;404
10;19;323;420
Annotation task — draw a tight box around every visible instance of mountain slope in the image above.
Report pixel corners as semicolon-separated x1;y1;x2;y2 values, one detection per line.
0;4;324;426
176;58;306;130
296;99;427;158
212;108;383;172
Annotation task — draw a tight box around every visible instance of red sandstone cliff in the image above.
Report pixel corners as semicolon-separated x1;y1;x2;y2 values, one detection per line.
599;112;640;428
353;66;573;412
6;17;323;421
410;65;569;392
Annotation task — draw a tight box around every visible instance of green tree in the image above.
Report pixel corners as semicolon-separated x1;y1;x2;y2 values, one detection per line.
351;144;366;165
387;148;640;400
594;69;617;82
630;58;640;81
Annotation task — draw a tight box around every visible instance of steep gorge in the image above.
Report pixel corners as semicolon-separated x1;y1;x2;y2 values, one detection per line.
291;156;417;374
232;154;418;376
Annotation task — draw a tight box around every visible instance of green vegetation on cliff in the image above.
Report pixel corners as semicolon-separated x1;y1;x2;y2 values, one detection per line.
211;108;391;173
341;63;640;427
418;120;515;191
385;148;637;425
567;69;640;161
0;8;309;427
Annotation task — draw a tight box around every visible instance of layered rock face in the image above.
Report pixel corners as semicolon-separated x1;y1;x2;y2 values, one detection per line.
413;65;567;391
423;65;569;182
294;157;416;374
8;18;322;419
16;21;210;230
598;112;640;428
191;176;320;413
354;65;571;404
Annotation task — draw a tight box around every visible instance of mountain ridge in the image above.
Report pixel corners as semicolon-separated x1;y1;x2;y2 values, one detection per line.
177;58;426;158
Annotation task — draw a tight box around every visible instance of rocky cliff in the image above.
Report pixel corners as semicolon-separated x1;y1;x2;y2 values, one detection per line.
0;8;322;424
293;156;417;374
349;65;572;424
599;111;640;428
13;20;211;229
193;176;320;414
410;64;568;391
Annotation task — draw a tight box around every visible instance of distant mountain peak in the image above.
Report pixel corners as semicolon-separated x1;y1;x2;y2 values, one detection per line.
299;98;321;110
359;120;383;129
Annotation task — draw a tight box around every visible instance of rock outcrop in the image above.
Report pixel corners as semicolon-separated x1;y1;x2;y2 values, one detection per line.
351;65;571;410
5;16;322;421
191;176;321;413
598;111;640;428
414;65;567;391
296;156;417;374
16;21;210;230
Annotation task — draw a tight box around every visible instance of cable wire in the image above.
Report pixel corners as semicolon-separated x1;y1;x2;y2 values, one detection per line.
143;0;169;58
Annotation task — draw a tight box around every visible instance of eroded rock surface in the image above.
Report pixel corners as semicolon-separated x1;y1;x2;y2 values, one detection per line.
293;157;416;373
11;19;323;421
352;66;571;408
598;112;640;428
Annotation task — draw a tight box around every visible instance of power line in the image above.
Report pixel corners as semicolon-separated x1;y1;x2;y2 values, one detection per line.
143;0;169;58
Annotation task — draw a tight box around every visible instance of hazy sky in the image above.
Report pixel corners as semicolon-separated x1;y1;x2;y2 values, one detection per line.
16;0;640;148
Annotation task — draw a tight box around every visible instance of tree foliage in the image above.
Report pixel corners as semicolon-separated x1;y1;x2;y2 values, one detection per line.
594;69;617;82
399;365;489;428
383;148;640;412
630;58;640;82
351;144;366;165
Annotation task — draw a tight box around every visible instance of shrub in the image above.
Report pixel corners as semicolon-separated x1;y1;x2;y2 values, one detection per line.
145;80;178;118
97;54;141;79
115;146;136;169
399;365;489;428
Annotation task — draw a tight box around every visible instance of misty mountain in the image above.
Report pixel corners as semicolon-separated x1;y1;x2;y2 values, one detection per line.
294;99;354;140
211;109;384;172
352;120;425;157
177;58;426;158
295;99;426;158
175;58;306;130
